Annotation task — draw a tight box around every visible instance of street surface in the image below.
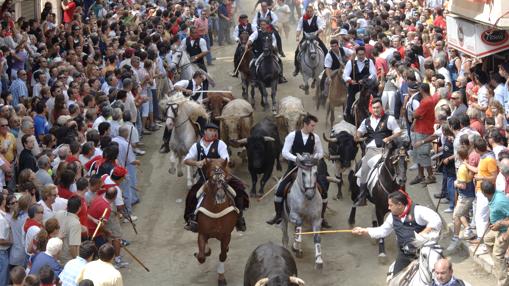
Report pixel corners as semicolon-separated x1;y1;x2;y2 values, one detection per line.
119;2;495;285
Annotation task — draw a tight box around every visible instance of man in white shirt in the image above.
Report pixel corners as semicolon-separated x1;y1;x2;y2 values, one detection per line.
266;114;324;225
180;27;209;72
353;191;441;276
342;46;377;123
183;123;248;232
0;193;11;286
354;99;401;206
292;5;327;77
253;1;285;57
59;241;97;286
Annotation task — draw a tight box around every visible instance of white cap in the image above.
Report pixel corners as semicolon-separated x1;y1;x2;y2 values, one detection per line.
339;29;348;35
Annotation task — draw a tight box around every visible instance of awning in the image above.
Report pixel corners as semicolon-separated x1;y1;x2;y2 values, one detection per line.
447;16;509;58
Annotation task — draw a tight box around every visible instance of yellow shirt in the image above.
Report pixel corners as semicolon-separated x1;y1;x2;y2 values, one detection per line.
77;259;123;286
476;154;498;192
0;132;16;163
456;163;473;184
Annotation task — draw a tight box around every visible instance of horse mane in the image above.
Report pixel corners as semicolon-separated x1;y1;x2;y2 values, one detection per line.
181;100;209;122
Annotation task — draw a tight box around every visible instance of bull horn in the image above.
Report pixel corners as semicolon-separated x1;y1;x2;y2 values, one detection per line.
322;133;338;143
254;278;269;286
299;111;307;116
289;276;306;285
326;176;342;183
263;136;275;142
215;115;225;120
274;113;283;118
236;138;248;145
222;96;232;103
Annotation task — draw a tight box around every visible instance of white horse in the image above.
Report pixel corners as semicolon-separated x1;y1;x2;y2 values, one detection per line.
282;153;324;270
388;240;443;286
298;32;324;96
170;46;216;86
167;95;209;188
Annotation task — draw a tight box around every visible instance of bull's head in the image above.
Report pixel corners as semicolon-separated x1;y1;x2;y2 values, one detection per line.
236;136;275;169
323;131;357;169
216;112;252;143
254;276;306;286
205;93;231;119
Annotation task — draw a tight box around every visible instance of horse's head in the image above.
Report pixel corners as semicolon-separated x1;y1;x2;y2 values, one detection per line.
385;139;409;187
240;31;250;46
296;153;318;200
262;34;274;56
204;158;229;204
323;131;357;169
165;103;179;130
418;242;443;284
171;48;190;68
302;34;318;60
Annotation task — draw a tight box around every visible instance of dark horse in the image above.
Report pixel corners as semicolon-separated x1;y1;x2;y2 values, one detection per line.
195;159;238;286
238;31;256;102
252;33;280;113
347;140;409;263
350;79;375;128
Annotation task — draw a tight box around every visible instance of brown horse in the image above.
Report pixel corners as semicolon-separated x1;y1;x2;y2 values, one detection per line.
237;31;255;102
323;69;348;127
195;159;238;286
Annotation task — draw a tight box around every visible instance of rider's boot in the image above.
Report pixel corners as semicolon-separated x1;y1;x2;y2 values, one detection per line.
159;142;170;153
266;201;283;225
354;183;368;207
184;214;199;233
321;202;332;229
293;51;300;76
236;210;247;232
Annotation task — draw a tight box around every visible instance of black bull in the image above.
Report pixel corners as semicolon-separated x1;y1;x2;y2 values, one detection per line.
323;130;358;200
244;242;304;286
237;117;282;196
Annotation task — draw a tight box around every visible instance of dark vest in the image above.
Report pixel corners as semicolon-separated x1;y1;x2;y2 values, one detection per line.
252;31;272;56
238;24;253;36
392;204;426;249
328;50;341;70
431;279;465;286
291;130;315;156
365;114;393;148
185;37;205;65
257;11;273;24
196;140;220;180
303;15;318;33
350;59;371;81
185;80;205;101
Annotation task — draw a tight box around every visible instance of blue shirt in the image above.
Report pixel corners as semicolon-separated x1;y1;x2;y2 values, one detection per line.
29;252;63;276
488;191;509;233
218;4;228;17
59;256;88;286
34;114;49;139
9;78;28;106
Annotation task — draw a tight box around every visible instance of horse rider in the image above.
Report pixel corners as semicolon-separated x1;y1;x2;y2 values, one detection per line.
266;114;324;225
352;191;441;277
246;18;287;83
354;98;402;206
231;14;256;78
342;45;377;123
292;5;328;77
252;1;285;58
183;122;248;232
320;38;353;91
180;26;209;72
173;70;209;133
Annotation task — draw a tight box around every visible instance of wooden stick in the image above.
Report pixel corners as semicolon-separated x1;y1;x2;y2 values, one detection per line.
233;47;249;75
91;208;108;240
297;229;353;235
257;166;298;202
473;225;490;256
122;246;150;272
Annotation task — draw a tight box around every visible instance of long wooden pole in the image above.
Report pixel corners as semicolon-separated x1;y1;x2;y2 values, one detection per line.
297;229;353;235
122;246;150;272
257;166;298;202
233;48;249;75
91;208;108;240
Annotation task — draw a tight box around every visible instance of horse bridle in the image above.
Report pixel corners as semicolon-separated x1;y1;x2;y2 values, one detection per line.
174;50;192;73
167;103;191;130
375;146;408;194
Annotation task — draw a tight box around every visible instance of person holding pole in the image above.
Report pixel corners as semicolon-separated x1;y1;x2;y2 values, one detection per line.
352;191;441;277
230;14;255;77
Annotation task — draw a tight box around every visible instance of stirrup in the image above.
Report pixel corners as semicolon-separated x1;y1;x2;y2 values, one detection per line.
185;218;198;232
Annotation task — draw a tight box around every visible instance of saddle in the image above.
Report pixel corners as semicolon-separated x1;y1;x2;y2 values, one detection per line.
195;183;239;219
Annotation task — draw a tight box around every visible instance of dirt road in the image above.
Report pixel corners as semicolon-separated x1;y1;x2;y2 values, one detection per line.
118;2;494;285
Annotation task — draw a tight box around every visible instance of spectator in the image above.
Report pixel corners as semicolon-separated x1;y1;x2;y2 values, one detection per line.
54;196;82;264
432;258;469;286
29;237;63;277
9;265;26;286
59;241;97;286
0;191;11;286
77;243;123;286
35;155;54;187
18;134;38;173
8;194;31;268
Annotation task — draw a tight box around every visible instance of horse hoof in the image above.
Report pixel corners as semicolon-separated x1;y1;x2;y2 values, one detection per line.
336;192;343;200
168;167;176;175
177;171;183;177
378;253;388;265
194;253;206;264
205;248;212;257
292;246;303;258
315;262;323;271
218;279;227;286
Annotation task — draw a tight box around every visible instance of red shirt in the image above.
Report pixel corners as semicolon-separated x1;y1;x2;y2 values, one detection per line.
58;186;74;199
87;195;111;235
470;119;485;137
433;16;447;30
413;96;435;135
73;195;89;235
63;1;77;23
